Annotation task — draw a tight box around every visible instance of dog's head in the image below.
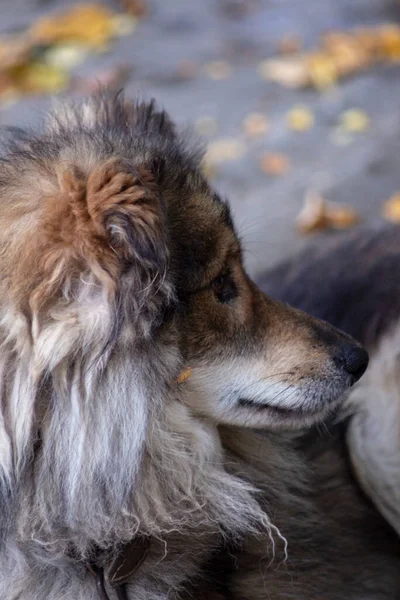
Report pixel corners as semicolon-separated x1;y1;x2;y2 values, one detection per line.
169;198;367;429
0;94;367;548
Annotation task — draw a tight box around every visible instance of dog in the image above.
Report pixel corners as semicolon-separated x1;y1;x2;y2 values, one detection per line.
0;93;369;600
197;225;400;599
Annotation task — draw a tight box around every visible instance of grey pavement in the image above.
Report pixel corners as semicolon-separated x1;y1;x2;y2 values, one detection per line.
1;0;400;276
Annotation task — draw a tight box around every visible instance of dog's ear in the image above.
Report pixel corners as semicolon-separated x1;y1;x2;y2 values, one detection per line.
60;157;168;272
10;156;170;373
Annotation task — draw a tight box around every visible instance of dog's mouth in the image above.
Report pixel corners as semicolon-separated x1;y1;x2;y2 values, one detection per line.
239;397;318;416
237;393;343;423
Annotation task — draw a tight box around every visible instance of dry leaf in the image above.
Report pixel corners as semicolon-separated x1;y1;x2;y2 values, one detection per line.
243;113;269;137
204;60;233;80
0;3;139;103
43;44;89;69
383;193;400;222
296;192;359;234
307;53;338;89
119;0;148;18
258;58;309;87
287;106;314;131
378;25;400;61
176;368;192;384
0;37;34;70
205;138;246;164
259;152;290;176
277;35;302;55
31;4;116;49
339;109;370;132
259;24;400;89
10;62;69;94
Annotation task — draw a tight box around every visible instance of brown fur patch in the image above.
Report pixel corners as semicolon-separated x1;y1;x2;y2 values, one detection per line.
11;157;166;316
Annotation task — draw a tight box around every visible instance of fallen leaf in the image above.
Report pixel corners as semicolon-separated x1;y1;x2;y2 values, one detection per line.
43;44;89;69
0;3;139;103
287;106;314;131
259;152;290;176
10;62;69;94
339;109;370;132
259;24;400;89
31;4;117;49
205;138;246;164
307;53;338;89
204;60;233;80
119;0;148;18
296;192;359;234
277;35;302;55
379;24;400;61
243;113;269;137
257;58;309;87
0;37;34;70
383;193;400;222
176;367;192;384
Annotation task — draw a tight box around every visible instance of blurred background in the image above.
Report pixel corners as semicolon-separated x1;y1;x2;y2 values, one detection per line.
2;0;400;276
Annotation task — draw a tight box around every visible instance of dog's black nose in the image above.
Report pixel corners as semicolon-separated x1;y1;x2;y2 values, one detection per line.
334;344;369;384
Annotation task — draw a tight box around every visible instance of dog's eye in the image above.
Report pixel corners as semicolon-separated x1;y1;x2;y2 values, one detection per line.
211;272;237;303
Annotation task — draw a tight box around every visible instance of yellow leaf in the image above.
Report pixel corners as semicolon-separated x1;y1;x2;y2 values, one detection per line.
31;4;116;49
10;62;68;94
378;24;400;61
259;152;290;176
257;58;309;88
340;109;370;132
296;192;359;234
383;193;400;222
287;105;314;131
205;138;246;164
43;44;88;69
242;113;269;137
307;53;337;89
277;35;302;55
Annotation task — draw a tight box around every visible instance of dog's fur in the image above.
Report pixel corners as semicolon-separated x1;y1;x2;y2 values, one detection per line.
198;226;400;599
0;95;365;600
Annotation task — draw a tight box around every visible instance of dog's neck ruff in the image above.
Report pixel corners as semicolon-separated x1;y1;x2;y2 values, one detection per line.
85;371;190;599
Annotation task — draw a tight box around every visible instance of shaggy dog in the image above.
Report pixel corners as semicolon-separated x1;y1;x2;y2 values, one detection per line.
199;225;400;599
0;95;367;600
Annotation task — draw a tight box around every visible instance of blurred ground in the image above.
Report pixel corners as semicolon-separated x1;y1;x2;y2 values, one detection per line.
1;0;400;277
